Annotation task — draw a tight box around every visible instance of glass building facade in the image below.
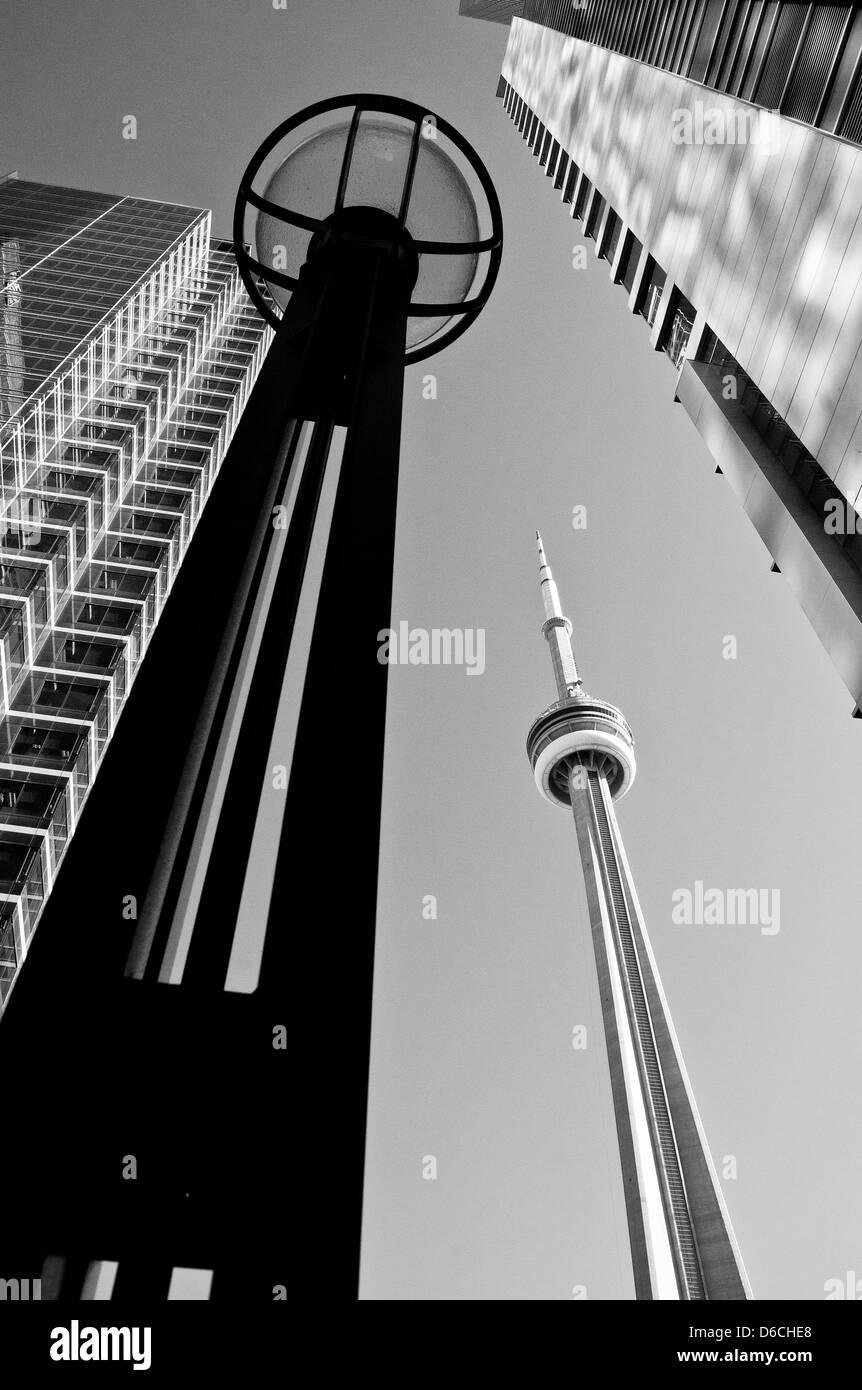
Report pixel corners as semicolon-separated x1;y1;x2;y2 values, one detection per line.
485;2;862;146
0;176;272;1006
465;5;862;714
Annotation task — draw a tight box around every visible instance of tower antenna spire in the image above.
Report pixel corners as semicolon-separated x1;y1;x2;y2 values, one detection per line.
535;530;581;699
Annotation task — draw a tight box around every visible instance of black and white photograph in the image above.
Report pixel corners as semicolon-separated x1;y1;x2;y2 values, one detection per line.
0;0;861;1363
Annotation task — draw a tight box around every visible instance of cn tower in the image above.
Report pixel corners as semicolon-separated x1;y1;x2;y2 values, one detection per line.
526;534;751;1301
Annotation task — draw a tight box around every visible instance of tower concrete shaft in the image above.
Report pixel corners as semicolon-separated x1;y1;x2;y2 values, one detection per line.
527;537;750;1300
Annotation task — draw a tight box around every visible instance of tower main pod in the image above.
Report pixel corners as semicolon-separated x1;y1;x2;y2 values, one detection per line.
526;535;750;1300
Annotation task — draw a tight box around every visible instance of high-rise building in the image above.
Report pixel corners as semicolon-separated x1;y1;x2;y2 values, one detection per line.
464;3;862;716
0;174;271;1006
527;533;750;1300
459;0;523;20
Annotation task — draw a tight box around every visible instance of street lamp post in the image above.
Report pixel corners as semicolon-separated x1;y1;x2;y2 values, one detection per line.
0;95;501;1300
220;97;503;1290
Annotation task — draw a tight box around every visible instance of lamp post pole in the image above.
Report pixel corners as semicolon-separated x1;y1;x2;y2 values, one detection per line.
177;218;419;1294
158;207;420;986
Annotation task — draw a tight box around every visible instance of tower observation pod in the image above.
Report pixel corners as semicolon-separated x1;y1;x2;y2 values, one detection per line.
526;534;751;1301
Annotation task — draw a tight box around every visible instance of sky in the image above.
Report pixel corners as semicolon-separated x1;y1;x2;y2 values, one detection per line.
4;0;862;1301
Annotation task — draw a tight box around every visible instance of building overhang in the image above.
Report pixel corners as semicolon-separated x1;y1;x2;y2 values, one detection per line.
677;357;862;710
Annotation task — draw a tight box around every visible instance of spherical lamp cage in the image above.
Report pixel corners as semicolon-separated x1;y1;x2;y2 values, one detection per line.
233;93;503;365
